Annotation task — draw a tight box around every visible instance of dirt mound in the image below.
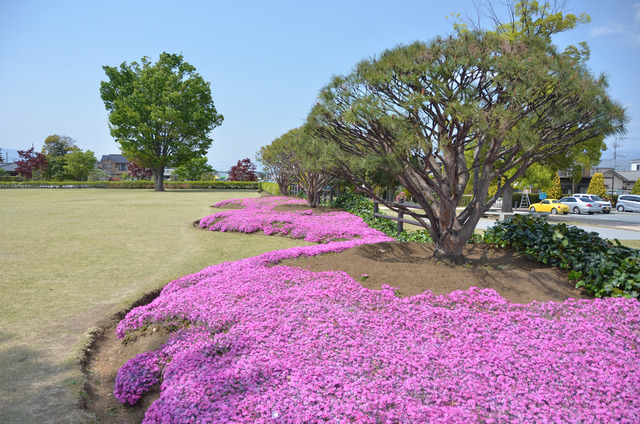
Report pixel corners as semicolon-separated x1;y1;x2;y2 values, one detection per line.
280;241;590;304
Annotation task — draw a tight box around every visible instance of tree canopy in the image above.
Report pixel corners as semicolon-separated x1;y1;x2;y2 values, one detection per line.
631;179;640;195
547;172;563;200
309;30;626;263
266;127;332;207
451;1;604;212
100;53;223;191
127;160;153;180
173;157;213;181
63;149;97;181
587;173;608;198
228;158;257;181
15;147;48;179
256;136;295;196
42;135;77;157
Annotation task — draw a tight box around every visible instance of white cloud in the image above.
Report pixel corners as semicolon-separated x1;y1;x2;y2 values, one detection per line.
589;25;625;37
634;3;640;23
588;3;640;46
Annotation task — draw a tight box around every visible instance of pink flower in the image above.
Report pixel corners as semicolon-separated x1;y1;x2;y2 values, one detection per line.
114;196;640;423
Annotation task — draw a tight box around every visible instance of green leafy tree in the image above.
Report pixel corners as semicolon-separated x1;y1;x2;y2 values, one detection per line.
87;168;108;181
257;136;295;195
519;164;556;192
42;135;76;157
200;171;218;181
100;53;223;191
547;173;563;199
173;157;213;181
453;1;603;213
46;156;68;181
41;135;79;180
587;173;608;198
271;127;332;208
309;31;626;263
567;164;584;194
63;149;97;181
631;179;640;195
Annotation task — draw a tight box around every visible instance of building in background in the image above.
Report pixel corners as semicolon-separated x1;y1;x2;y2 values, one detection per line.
97;154;129;179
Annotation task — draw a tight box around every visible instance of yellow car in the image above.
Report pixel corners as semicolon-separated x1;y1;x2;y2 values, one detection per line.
528;199;570;214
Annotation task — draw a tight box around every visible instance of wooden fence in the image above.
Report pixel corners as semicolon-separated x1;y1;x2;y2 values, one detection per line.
288;185;339;204
373;199;424;236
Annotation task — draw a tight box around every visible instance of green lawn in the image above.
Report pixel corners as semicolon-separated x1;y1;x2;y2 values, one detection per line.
0;189;312;424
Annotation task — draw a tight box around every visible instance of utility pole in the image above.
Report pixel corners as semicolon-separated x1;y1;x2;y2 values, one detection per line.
613;137;624;171
611;136;639;195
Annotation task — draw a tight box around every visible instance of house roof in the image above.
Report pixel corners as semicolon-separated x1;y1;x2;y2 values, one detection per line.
616;170;640;182
99;154;129;164
0;162;18;172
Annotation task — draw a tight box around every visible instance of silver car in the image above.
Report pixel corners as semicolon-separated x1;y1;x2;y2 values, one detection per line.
616;195;640;212
572;194;612;214
559;196;603;215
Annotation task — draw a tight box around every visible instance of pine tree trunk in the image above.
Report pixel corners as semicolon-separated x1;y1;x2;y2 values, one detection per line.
307;177;318;208
277;179;289;196
433;234;468;265
501;185;514;212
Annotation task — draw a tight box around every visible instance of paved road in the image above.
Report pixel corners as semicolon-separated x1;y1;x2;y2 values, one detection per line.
477;211;640;240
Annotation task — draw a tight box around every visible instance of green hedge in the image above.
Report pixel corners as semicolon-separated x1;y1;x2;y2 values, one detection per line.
0;180;262;190
0;176;26;182
484;214;640;298
259;182;281;196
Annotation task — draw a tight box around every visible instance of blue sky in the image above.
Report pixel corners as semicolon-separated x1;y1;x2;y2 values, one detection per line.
1;0;639;171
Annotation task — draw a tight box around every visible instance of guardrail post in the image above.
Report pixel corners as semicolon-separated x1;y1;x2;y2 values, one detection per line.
373;200;379;216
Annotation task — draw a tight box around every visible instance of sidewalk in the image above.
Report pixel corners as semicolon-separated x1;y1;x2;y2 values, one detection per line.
377;205;640;240
476;214;640;241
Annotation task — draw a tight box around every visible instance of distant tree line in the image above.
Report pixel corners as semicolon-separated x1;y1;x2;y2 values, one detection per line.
12;135;99;181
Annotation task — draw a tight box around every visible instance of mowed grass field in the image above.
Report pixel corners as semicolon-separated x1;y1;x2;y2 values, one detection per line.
0;189;312;424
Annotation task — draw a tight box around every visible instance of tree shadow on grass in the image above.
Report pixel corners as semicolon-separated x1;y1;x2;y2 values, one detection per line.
0;331;89;424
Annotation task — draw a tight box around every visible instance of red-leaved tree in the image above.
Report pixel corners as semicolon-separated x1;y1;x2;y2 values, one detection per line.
228;158;257;181
15;147;49;179
127;160;153;180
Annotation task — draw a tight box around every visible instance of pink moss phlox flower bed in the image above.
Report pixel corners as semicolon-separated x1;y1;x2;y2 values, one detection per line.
198;196;384;243
115;197;640;423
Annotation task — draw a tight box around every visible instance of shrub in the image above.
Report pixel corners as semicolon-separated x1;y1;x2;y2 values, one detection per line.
632;179;640;195
0;180;262;190
484;215;640;298
547;173;563;199
332;193;440;243
260;182;281;196
587;173;608;198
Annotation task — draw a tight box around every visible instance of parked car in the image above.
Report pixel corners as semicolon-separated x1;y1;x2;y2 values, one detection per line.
616;195;640;212
571;194;611;214
559;196;603;215
528;199;570;214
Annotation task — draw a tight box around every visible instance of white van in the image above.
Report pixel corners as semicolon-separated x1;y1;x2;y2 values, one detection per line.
616;195;640;212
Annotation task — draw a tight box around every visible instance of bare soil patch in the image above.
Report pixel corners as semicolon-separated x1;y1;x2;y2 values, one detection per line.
83;241;590;423
280;241;590;304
